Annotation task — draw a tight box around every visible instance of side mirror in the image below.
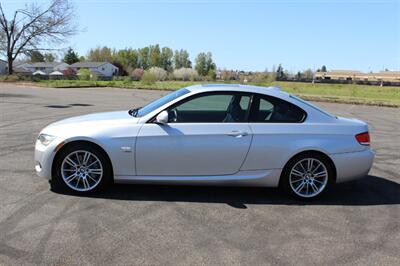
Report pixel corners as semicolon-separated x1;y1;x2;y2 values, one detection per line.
155;110;168;124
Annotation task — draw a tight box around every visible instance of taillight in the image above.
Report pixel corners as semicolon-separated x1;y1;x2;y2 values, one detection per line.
355;132;370;146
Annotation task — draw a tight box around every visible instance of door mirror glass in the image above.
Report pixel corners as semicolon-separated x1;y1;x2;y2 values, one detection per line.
155;110;168;124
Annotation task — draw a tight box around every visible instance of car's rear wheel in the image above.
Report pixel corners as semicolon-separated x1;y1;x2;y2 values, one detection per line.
51;143;112;194
281;152;334;199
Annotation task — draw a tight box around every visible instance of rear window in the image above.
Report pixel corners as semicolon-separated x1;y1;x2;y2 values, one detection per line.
290;95;335;118
250;95;306;123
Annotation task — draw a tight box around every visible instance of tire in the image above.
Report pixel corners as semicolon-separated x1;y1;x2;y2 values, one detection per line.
51;143;112;194
280;152;334;200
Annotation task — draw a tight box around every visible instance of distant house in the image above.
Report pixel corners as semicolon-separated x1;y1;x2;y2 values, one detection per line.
14;62;69;75
0;59;7;75
315;70;400;84
70;62;118;77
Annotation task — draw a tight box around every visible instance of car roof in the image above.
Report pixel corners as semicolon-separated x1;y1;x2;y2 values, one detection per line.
185;84;289;99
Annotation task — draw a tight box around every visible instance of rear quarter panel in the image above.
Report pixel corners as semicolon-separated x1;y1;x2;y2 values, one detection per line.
241;122;368;171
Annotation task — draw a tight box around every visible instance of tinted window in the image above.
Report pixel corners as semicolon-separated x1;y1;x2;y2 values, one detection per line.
168;93;251;123
250;95;306;123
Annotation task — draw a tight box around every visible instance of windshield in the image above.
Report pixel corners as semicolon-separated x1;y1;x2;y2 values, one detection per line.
134;88;190;117
289;95;336;118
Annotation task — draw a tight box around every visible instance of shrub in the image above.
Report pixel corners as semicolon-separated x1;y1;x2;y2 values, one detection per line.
0;74;21;82
91;73;99;81
205;69;216;81
78;69;91;80
148;67;167;81
62;67;76;78
173;68;199;81
141;71;156;85
131;68;144;81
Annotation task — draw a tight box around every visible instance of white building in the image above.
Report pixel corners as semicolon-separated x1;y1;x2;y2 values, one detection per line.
70;62;118;77
0;59;7;75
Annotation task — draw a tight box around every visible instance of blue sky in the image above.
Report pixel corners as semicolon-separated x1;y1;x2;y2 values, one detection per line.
3;0;400;72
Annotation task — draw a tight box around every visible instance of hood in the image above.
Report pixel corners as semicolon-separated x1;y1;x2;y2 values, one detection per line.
51;110;134;126
42;110;139;137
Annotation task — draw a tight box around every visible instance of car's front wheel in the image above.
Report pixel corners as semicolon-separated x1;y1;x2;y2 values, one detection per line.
281;152;334;199
51;143;112;194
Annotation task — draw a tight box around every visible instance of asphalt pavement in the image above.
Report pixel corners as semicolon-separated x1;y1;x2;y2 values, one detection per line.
0;83;399;265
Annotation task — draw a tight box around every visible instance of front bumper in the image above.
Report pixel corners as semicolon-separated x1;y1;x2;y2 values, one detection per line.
331;149;375;183
34;137;65;180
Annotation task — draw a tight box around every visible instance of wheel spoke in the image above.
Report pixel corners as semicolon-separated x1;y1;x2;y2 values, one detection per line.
291;169;304;176
298;162;307;173
313;179;324;184
314;171;327;178
290;178;303;184
295;181;306;192
88;169;102;175
307;159;314;171
65;173;77;183
83;178;90;189
311;162;322;173
87;175;98;183
75;176;81;188
86;160;99;168
65;157;77;168
310;183;319;193
82;152;91;165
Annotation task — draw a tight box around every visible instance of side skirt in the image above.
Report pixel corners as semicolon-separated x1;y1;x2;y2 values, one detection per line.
114;169;282;187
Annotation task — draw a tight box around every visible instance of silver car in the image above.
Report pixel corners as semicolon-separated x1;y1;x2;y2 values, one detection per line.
34;84;374;199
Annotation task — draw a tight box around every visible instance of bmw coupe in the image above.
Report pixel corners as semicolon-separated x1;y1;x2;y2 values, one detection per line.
35;84;374;199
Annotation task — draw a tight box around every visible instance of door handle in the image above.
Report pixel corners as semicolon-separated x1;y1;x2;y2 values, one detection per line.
226;131;248;137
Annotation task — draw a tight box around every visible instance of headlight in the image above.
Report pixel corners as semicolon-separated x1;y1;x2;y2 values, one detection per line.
38;134;56;146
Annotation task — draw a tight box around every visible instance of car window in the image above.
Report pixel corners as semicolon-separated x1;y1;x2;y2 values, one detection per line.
251;95;306;123
176;94;232;111
169;93;251;123
136;88;189;117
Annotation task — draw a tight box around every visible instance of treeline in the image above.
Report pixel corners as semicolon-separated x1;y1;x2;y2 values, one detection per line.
62;45;216;80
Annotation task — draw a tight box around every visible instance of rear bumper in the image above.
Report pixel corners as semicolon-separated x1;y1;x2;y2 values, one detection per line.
331;149;375;183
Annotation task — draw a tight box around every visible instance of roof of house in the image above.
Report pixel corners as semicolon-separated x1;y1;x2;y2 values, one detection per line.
13;66;32;73
70;62;111;68
33;70;46;75
49;70;64;75
29;62;67;68
12;62;68;68
0;59;6;63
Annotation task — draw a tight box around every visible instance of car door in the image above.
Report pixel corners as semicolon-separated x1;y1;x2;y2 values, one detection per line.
241;94;307;171
135;92;253;176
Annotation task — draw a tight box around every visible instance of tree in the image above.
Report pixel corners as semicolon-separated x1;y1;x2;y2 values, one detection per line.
63;48;79;64
44;53;55;62
321;65;327;72
276;64;287;80
0;0;77;74
138;47;150;69
174;49;191;69
195;52;216;76
148;44;161;68
160;47;173;72
29;51;45;62
87;46;113;62
303;69;314;80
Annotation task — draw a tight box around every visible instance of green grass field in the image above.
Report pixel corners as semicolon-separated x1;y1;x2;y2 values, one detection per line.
32;80;400;107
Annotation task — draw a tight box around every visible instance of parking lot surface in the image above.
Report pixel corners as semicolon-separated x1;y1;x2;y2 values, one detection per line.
1;83;399;265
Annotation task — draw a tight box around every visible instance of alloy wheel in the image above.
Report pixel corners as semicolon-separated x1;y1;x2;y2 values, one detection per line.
61;150;103;192
289;158;328;198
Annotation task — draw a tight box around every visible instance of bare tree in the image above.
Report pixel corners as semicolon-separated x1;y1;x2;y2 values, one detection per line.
0;0;77;74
